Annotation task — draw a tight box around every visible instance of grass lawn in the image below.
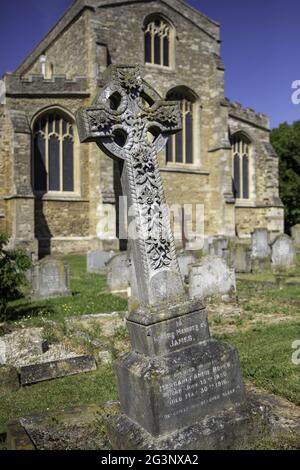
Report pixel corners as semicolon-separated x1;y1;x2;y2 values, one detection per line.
0;366;118;447
237;253;300;285
1;255;300;449
4;255;128;328
214;320;300;406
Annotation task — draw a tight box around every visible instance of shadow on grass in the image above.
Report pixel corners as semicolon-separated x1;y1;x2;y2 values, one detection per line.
4;302;55;322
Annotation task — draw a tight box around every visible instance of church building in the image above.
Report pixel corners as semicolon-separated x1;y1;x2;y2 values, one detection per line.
0;0;284;257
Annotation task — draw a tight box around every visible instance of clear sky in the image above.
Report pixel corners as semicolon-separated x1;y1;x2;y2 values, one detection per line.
0;0;299;128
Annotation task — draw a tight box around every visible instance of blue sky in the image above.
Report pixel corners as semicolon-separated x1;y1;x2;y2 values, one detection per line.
0;0;299;127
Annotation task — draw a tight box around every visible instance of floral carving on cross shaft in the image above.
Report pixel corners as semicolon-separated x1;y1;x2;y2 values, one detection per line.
77;65;182;273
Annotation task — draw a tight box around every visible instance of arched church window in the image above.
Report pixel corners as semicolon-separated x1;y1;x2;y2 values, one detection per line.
144;17;172;67
232;134;250;199
166;89;195;164
33;111;75;193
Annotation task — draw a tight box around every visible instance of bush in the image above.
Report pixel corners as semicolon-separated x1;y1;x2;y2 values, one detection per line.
270;121;300;231
0;234;32;320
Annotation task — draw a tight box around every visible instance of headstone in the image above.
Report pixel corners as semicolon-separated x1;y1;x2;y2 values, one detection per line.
76;65;248;450
271;234;296;270
106;254;130;294
209;237;229;258
177;252;196;281
234;243;252;273
208;237;234;268
87;250;115;274
189;256;237;301
20;355;97;386
31;258;71;299
251;228;271;259
291;224;300;246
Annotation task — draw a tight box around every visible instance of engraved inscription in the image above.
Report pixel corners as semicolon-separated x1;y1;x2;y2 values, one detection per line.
153;318;208;350
160;361;238;420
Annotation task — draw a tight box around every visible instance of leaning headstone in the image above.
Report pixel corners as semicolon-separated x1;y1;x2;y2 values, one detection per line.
271;234;296;271
31;258;71;299
209;237;229;258
291;224;300;246
87;250;115;274
189;255;236;301
234;243;252;273
76;64;251;450
106;254;130;294
209;237;234;268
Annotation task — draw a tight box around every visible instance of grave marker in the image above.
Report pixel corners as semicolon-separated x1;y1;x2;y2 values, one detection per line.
76;65;247;449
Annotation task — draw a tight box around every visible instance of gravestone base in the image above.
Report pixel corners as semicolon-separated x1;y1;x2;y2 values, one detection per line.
114;299;246;441
107;399;268;450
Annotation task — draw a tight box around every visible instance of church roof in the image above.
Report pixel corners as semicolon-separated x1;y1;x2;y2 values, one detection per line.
15;0;220;76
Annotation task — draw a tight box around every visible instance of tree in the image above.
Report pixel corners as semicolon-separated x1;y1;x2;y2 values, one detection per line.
0;234;32;320
270;121;300;231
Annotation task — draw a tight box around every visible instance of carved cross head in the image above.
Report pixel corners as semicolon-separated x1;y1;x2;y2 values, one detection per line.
76;65;182;160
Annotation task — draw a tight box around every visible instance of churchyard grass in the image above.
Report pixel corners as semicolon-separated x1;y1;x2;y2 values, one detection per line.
0;365;118;445
215;320;300;406
237;252;300;286
1;255;300;449
4;255;128;327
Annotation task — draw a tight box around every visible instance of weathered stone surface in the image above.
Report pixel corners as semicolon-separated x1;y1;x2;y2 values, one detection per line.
87;250;115;274
116;339;245;437
0;365;20;395
31;257;71;299
19;355;97;385
106;254;130;294
251;228;271;260
271;234;296;270
6;420;36;450
75;67;249;450
97;351;113;365
77;65;185;307
7;402;120;451
7;384;300;450
189;256;236;301
107;398;268;450
234;243;252;273
209;237;229;258
177;253;196;280
0;328;49;367
127;301;210;356
65;312;126;336
291;224;300;246
0;336;6;365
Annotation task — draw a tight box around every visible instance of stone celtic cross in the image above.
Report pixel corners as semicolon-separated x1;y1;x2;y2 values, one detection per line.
76;65;186;306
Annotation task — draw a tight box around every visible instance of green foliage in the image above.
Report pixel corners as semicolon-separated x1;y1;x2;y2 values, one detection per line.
271;121;300;230
0;234;31;320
